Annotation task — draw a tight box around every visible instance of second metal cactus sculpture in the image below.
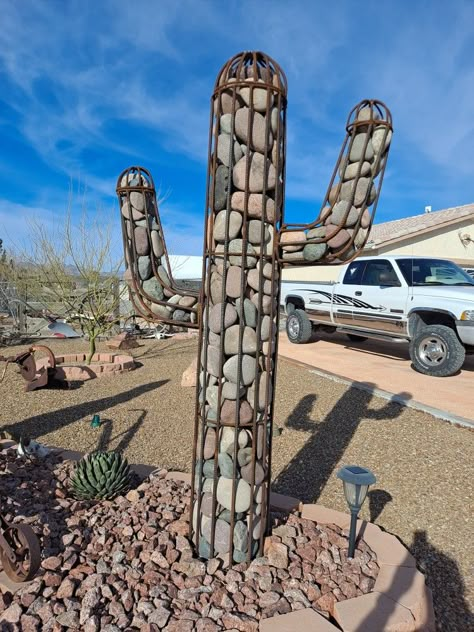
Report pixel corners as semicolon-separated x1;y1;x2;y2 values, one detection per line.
118;51;393;565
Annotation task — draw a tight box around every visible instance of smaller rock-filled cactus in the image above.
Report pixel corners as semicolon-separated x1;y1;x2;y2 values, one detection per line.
71;451;132;500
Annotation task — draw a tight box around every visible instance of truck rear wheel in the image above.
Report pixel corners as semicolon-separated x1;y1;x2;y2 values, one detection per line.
286;310;312;344
409;325;465;377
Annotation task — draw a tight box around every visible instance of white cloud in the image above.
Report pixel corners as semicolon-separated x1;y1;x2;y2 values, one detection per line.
0;0;472;227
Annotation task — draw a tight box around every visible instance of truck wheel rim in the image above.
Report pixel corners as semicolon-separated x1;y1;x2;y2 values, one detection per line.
418;336;447;365
288;317;300;338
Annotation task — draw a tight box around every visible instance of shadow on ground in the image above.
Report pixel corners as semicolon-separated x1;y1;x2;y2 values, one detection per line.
3;380;168;440
273;384;410;503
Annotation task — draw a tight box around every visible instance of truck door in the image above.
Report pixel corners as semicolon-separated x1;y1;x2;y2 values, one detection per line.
332;260;367;327
350;260;408;335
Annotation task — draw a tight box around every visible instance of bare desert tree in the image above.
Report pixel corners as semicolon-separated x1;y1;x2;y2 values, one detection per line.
0;206;124;363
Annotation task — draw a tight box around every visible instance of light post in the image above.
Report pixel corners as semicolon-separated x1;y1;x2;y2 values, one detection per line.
337;465;376;558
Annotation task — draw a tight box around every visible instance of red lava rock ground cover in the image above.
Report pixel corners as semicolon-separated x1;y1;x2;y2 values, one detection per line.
0;450;379;631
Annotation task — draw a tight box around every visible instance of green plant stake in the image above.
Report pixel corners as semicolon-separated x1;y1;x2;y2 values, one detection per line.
70;451;132;500
91;414;101;428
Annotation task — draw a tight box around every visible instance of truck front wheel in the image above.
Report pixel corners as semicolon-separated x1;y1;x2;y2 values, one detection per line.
286;310;312;344
409;325;466;377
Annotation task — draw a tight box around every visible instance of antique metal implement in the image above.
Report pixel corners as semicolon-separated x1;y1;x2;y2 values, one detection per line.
0;344;59;391
0;512;41;582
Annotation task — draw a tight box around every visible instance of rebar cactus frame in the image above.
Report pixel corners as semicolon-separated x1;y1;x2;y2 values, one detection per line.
116;166;199;329
278;99;392;264
190;52;287;563
117;51;393;566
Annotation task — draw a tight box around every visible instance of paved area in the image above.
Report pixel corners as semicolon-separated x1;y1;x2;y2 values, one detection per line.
278;330;474;423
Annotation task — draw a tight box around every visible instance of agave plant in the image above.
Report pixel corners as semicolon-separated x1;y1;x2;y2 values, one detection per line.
71;451;132;500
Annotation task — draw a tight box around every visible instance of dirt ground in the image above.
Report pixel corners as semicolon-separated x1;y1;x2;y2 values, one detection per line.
0;337;472;630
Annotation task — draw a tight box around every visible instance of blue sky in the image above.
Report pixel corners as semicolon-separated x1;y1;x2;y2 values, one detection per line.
0;0;473;257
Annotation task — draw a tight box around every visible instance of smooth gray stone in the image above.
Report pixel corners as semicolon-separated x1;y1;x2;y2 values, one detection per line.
157;264;170;287
202;517;231;554
237;447;253;467
303;243;327;262
233;153;276;193
217;133;243;167
340;160;371;181
130;191;145;211
216;478;251;512
198;537;211;559
236;298;257;328
220;427;236;454
214;165;230;211
306;226;326;240
206;346;221;377
260;315;271;342
173;309;190;322
372;126;392;154
210;272;224;305
241;461;264;485
220;113;232;134
213;210;242;241
225;265;244;299
142;277;164;300
228;239;257;267
240;84;274;112
234;107;273;153
234;520;249;552
138;256;151;280
203;459;216;478
223;354;256;385
239;430;250;448
222;381;245;400
248;220;271;245
219;509;245;523
224;325;257;355
233;548;248;563
349;133;374;162
209;302;238;334
151;230;164;258
331;200;359;227
150;302;171;318
218;452;235;478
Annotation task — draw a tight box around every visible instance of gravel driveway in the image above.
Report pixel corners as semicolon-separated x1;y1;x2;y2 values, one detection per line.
0;337;472;630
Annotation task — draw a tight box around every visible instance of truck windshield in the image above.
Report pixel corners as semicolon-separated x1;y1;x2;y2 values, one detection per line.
396;259;474;287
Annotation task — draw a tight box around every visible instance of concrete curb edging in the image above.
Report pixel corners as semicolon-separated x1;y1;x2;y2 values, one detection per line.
280;354;474;429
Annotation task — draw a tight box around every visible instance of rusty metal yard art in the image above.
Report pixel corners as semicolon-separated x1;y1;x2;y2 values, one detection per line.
0;511;41;582
119;51;393;565
0;344;62;391
116;166;199;329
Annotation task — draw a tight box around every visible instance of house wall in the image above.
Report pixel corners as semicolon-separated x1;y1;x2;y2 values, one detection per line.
281;217;474;283
376;218;474;264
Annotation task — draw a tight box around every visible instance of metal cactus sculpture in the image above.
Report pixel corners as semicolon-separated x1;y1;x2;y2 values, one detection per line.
118;51;392;565
117;166;199;328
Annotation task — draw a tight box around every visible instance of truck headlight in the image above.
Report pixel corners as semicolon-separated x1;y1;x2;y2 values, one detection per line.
460;310;474;321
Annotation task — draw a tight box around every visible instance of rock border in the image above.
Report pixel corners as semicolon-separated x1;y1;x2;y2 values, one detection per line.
36;352;136;381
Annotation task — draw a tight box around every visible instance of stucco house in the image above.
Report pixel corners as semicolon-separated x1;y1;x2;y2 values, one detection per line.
282;203;474;283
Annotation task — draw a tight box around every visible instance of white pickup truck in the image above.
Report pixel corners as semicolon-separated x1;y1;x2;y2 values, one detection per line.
282;255;474;377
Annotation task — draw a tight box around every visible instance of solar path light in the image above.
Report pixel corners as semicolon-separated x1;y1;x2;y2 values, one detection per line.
337;465;376;558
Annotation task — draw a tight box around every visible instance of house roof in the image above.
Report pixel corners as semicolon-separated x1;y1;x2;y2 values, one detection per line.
367;203;474;247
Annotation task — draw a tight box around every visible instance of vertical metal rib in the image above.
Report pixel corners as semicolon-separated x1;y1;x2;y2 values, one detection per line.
190;52;287;563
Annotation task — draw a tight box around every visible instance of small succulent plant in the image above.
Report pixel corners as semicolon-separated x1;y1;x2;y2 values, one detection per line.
71;451;132;500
